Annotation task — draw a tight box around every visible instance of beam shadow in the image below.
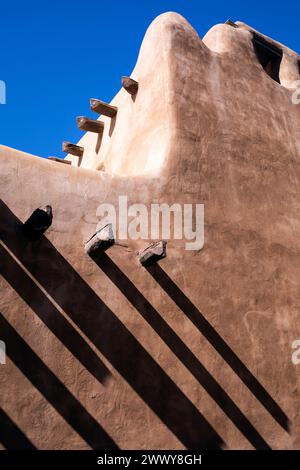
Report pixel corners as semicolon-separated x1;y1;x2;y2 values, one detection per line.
0;408;36;449
0;244;110;384
0;200;222;449
145;263;289;432
92;252;270;449
0;314;117;449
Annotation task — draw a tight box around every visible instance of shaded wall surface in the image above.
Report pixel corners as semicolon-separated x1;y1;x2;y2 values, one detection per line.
1;13;300;449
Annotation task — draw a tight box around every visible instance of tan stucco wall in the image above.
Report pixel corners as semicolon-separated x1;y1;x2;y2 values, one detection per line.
1;12;300;449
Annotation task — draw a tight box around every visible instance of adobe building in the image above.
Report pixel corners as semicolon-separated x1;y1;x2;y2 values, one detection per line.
1;12;300;449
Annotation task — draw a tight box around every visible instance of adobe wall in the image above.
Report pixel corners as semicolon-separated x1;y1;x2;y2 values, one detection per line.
1;12;300;449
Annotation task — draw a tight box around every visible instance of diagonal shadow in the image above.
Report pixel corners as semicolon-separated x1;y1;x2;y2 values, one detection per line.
0;200;222;449
0;244;110;384
145;263;289;432
0;314;117;450
92;252;270;449
0;408;36;450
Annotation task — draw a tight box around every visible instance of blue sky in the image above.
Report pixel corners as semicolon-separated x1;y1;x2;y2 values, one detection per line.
0;0;299;159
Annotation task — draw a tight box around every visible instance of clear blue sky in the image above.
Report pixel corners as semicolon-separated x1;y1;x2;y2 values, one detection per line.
0;0;299;159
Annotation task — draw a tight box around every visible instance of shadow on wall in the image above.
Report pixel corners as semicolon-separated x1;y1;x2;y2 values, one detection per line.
145;264;289;433
93;253;270;449
0;200;222;450
0;409;35;450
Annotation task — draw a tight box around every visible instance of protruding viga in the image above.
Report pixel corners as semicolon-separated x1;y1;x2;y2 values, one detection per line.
225;19;238;28
138;241;167;266
85;224;115;257
48;157;71;165
77;117;104;134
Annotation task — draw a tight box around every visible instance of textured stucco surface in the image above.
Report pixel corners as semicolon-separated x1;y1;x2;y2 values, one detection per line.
1;12;300;449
